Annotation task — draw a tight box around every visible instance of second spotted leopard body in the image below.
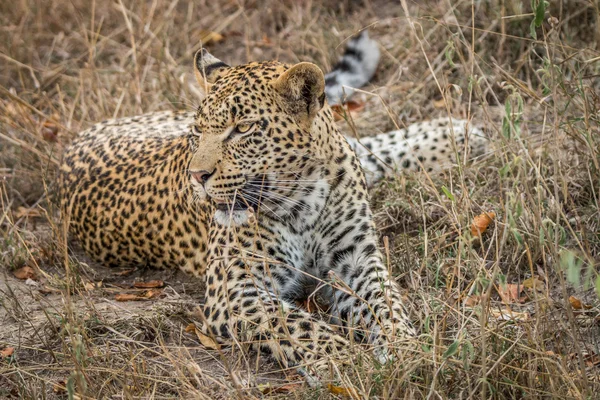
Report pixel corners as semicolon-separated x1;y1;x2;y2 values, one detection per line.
58;35;487;379
348;118;487;186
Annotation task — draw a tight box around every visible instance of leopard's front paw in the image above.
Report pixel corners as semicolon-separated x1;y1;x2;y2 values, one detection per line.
296;367;322;387
369;323;416;364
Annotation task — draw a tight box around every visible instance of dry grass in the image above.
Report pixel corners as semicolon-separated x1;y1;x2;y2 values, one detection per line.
1;0;600;398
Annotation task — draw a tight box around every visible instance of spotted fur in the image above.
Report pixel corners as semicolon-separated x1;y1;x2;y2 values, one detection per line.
325;30;380;105
347;118;488;186
58;49;486;381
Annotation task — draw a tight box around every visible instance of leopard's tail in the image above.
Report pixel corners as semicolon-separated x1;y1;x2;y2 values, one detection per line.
324;30;380;105
346;119;490;186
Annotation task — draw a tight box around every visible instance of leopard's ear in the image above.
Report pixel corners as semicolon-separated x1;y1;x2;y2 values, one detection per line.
193;49;230;95
273;62;326;129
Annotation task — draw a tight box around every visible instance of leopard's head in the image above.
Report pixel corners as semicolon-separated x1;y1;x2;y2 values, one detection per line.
188;49;332;226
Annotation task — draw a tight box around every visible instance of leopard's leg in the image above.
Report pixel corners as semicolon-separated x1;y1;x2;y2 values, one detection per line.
201;257;349;382
314;197;416;361
327;252;416;362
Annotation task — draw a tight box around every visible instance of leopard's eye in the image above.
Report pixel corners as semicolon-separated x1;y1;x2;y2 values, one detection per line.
192;125;202;136
235;122;254;134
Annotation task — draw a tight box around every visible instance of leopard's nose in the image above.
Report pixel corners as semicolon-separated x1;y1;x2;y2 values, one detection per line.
190;169;214;184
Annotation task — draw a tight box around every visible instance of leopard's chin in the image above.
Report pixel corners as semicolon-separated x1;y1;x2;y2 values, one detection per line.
215;202;248;212
213;209;252;226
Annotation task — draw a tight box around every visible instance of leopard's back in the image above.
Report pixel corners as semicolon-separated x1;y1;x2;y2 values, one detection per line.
58;111;210;274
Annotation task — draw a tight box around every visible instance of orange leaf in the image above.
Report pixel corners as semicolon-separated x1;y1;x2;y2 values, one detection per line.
463;295;482;307
331;101;365;121
41;121;59;142
199;30;224;45
39;285;59;295
345;101;364;112
498;283;526;304
143;289;162;299
53;380;67;393
83;281;102;291
327;384;360;399
185;323;220;350
133;280;164;289
259;383;302;394
490;308;529;321
1;347;15;358
14;206;42;219
13;266;37;280
115;289;161;301
185;323;197;333
569;295;592;310
471;211;496;237
584;352;600;367
522;277;545;290
197;332;219;349
296;297;329;314
433;98;446;108
261;34;272;45
114;269;136;276
115;293;144;302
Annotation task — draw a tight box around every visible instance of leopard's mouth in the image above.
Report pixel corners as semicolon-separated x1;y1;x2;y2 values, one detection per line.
209;175;280;215
212;197;255;227
213;198;251;212
215;202;248;211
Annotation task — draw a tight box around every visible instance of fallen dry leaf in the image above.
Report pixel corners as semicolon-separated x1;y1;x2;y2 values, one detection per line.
296;297;329;314
133;280;164;289
115;293;143;302
13;266;37;280
185;323;220;350
114;287;162;301
53;380;67;394
114;268;136;276
39;285;60;295
196;330;220;350
327;384;360;399
143;289;162;299
199;29;224;45
1;347;15;358
471;211;496;237
259;382;302;395
490;308;529;321
261;33;272;45
41;120;59;142
584;352;600;368
498;283;527;304
14;206;42;219
464;295;482;307
567;351;600;368
83;281;102;291
331;101;365;121
569;295;592;310
433;98;446;108
523;276;545;290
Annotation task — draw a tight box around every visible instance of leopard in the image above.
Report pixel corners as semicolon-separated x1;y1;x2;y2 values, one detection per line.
58;33;488;381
